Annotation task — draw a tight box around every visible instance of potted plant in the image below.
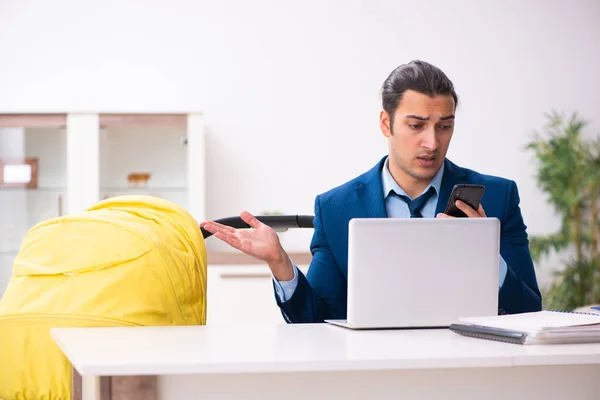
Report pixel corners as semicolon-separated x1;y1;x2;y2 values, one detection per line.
526;110;600;310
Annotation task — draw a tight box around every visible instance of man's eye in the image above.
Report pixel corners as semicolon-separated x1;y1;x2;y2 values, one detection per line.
439;125;453;130
408;124;422;130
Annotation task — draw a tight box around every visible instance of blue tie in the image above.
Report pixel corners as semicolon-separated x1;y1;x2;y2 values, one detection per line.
392;186;436;218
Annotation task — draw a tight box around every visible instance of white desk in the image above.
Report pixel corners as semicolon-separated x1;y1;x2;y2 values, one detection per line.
51;323;600;400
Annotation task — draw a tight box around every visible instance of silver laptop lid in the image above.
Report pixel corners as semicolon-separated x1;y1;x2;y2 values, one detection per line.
346;218;500;328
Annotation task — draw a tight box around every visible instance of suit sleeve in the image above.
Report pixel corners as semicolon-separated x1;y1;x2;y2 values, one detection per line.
274;195;348;323
498;180;543;314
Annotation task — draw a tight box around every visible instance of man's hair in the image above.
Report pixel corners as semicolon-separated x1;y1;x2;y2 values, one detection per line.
381;60;459;127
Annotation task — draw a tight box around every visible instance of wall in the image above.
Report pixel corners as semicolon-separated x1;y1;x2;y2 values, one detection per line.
0;0;205;113
1;0;599;288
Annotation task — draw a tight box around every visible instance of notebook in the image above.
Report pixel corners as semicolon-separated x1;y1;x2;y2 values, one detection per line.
449;310;600;345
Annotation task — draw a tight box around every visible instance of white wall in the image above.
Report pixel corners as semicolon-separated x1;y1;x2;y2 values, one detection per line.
1;0;599;287
0;0;205;113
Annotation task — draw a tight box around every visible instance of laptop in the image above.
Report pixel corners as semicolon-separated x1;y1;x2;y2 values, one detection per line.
325;218;500;330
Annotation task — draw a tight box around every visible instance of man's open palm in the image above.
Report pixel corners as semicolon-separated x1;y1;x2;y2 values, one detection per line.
200;211;283;264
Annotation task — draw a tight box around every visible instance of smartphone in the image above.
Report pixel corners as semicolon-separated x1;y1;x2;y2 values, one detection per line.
443;184;485;218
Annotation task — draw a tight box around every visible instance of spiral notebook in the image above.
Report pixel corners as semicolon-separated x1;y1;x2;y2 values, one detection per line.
449;310;600;345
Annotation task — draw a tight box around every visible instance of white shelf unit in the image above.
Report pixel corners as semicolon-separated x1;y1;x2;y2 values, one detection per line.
68;112;206;222
0;112;206;298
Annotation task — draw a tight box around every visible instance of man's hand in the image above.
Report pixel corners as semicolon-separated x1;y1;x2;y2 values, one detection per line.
199;211;295;281
436;200;487;218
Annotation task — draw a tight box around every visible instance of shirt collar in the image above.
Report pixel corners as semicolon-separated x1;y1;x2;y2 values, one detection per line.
381;156;445;200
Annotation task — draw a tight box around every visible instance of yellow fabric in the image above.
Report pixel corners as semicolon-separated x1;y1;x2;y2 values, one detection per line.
0;195;207;400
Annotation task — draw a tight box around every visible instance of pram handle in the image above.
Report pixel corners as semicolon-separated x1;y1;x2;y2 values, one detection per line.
201;215;315;239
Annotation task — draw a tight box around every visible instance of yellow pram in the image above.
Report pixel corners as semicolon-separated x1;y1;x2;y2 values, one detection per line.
0;195;207;400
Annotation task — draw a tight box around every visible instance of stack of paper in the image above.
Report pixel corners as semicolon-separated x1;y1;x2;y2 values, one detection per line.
450;311;600;345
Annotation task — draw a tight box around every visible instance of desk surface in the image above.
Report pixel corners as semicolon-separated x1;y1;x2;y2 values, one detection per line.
51;323;600;376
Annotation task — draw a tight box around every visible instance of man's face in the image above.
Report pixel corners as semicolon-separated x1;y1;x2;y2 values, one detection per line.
380;90;455;182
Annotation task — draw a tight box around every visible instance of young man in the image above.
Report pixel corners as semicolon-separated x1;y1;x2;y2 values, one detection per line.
201;60;542;323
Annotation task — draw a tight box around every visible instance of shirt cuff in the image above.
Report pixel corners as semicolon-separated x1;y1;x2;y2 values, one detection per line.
499;255;508;288
273;261;299;302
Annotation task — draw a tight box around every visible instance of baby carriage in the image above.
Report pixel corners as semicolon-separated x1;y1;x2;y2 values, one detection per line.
0;194;313;400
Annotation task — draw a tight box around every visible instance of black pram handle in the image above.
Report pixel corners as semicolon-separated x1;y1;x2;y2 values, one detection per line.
201;215;315;239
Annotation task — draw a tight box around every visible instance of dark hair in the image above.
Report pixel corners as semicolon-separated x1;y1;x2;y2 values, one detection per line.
381;60;458;127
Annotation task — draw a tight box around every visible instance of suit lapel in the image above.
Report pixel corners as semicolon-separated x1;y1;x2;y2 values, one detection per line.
354;157;468;218
435;158;469;215
356;157;388;218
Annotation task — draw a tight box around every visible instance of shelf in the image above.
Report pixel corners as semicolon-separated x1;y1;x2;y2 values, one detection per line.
101;187;187;192
0;187;64;192
207;252;312;266
0;187;185;193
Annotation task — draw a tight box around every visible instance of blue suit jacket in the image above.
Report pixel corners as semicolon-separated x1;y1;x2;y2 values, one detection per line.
275;156;542;323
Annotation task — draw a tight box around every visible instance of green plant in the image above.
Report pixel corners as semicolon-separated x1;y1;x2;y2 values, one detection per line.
526;110;600;310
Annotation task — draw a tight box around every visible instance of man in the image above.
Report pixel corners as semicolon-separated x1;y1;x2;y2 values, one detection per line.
201;60;542;323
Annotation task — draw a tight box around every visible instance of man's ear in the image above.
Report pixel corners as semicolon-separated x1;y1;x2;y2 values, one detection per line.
380;110;392;138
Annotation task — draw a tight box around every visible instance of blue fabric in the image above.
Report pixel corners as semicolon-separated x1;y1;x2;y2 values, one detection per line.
392;186;436;218
273;156;541;323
